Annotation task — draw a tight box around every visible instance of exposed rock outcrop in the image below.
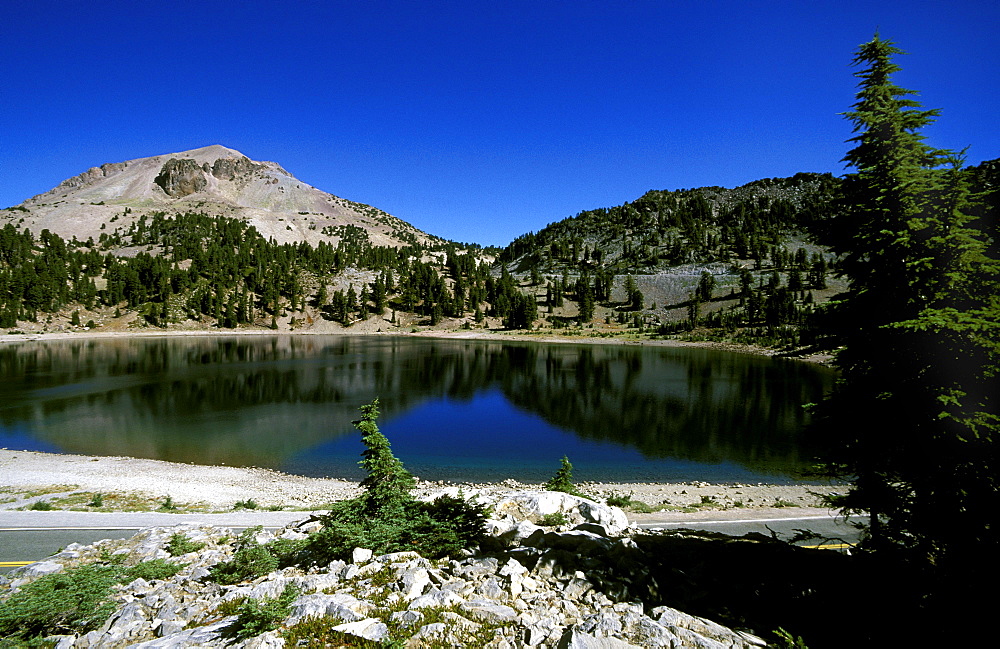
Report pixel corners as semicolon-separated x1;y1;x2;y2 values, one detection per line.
211;155;258;181
154;158;208;197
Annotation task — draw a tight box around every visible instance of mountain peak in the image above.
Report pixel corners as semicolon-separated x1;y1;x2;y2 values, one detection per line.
6;146;440;250
167;144;247;164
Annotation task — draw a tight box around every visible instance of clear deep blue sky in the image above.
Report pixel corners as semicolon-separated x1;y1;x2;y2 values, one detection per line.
2;0;997;247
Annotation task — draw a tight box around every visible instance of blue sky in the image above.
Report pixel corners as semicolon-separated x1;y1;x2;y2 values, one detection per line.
3;1;997;247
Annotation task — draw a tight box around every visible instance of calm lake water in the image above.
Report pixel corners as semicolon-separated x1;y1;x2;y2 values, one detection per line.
0;336;835;483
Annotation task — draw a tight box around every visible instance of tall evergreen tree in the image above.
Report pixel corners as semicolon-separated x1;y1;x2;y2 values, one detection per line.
813;35;1000;585
355;399;415;515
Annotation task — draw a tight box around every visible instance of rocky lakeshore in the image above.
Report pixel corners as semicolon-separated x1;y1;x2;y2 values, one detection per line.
1;490;768;648
0;450;842;515
0;450;849;646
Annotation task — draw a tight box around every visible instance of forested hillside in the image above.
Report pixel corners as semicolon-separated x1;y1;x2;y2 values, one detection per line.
501;172;839;273
0;209;528;333
1;159;995;348
494;160;997;348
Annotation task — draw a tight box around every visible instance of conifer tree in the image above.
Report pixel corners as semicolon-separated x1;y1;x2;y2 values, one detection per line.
697;271;715;302
624;275;643;310
813;35;1000;579
356;399;415;515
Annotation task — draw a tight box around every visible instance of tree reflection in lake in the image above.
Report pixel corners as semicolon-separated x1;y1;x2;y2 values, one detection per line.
0;336;834;482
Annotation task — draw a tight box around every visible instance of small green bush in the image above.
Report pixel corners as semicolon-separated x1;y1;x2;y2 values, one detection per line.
208;527;278;585
606;492;656;513
233;498;258;510
264;537;310;568
166;533;205;557
158;495;176;511
545;456;586;498
28;500;53;511
538;512;569;527
124;558;185;582
219;584;300;642
87;493;103;507
605;492;632;508
772;627;810;648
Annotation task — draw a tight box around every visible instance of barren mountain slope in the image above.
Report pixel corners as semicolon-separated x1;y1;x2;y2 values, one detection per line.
3;145;439;249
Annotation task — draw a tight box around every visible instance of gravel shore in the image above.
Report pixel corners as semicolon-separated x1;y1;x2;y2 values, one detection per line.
0;449;842;515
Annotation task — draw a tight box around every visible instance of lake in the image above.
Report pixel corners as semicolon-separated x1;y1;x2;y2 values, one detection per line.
0;335;835;483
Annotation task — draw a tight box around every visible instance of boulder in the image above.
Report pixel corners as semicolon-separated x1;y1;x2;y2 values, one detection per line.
330;618;389;642
488;491;629;535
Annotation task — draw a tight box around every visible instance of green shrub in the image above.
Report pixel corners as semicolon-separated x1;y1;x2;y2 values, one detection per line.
0;564;120;640
219;584;300;642
264;537;310;568
772;627;810;648
539;512;568;527
28;500;53;511
421;493;488;548
0;557;185;642
124;559;185;582
208;528;278;585
87;493;103;507
545;456;586;498
606;492;656;513
233;498;258;510
166;533;205;557
158;495;176;511
605;492;632;508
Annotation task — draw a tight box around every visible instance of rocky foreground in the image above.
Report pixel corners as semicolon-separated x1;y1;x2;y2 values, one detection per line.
2;491;766;648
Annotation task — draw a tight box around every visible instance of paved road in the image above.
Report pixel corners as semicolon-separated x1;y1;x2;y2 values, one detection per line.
1;507;862;573
0;510;318;574
635;510;863;549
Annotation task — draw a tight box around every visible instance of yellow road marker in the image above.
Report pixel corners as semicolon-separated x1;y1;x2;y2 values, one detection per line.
801;542;853;550
0;561;34;567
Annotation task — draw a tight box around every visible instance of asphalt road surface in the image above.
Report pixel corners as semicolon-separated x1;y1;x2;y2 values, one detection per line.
0;510;314;574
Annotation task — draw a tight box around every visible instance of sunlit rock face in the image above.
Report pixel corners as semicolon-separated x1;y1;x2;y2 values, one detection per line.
154;158;208;197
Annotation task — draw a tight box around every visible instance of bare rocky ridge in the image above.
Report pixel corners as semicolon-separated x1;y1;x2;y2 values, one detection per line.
4;145;440;249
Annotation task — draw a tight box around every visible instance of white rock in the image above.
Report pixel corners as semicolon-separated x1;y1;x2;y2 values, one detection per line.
286;593;369;625
460;598;519;624
389;609;424;628
560;626;643;648
131;618;233;647
332;617;389;642
409;588;465;610
488;491;629;535
18;560;64;577
400;567;431;600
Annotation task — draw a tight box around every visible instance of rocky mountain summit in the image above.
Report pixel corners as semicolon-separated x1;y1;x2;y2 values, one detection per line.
1;491;765;648
5;145;439;249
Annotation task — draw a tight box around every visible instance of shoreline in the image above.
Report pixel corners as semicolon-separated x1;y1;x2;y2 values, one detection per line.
0;449;844;515
0;327;834;365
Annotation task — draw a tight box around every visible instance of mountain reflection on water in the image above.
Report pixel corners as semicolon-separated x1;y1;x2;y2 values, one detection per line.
0;336;835;483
